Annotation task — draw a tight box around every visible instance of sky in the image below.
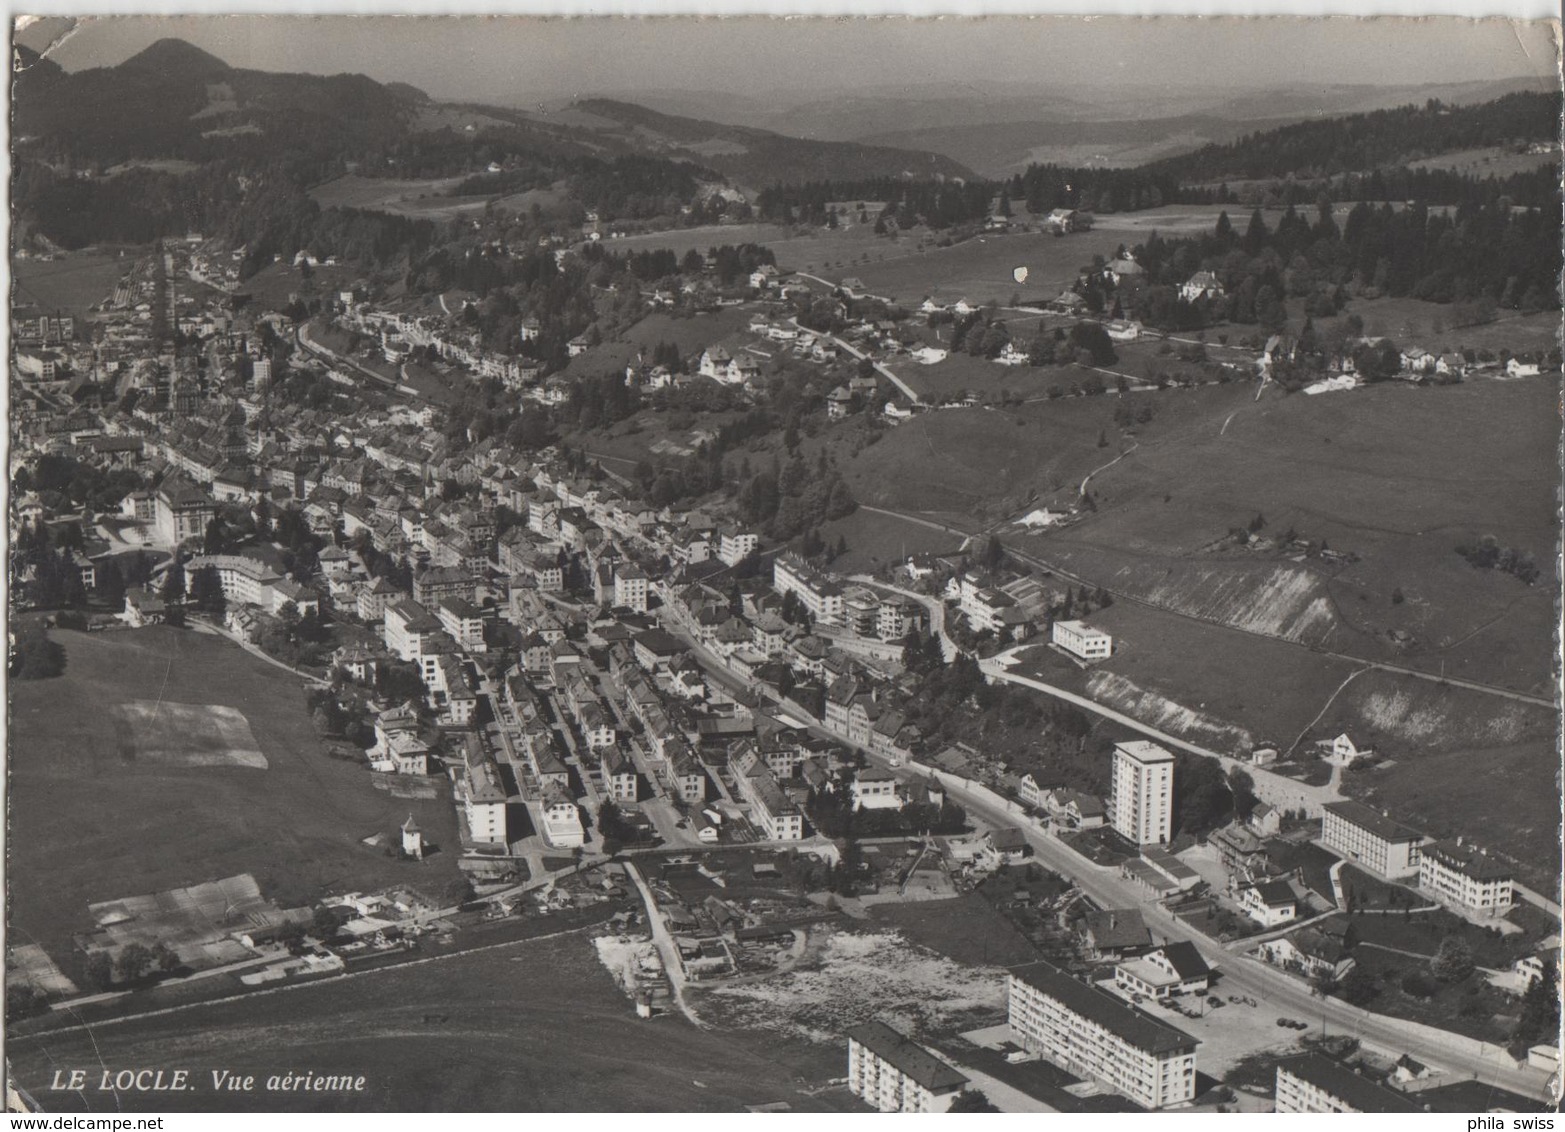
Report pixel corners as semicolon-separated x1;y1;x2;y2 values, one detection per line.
15;13;1561;107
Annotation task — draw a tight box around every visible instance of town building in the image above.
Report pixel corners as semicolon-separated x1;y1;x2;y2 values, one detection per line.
1112;942;1212;1001
772;552;846;627
154;480;217;547
1008;961;1199;1109
845;1020;969;1114
1110;740;1175;846
458;744;508;845
716;528;758;566
1321;800;1425;880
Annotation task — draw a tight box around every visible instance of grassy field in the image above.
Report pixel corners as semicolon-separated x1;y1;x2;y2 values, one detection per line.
8;625;464;963
12;252;130;319
1408;145;1559;178
1025;379;1559;693
7;930;855;1113
1081;599;1361;753
1306;298;1561;358
817;507;968;575
309;175;468;212
841;381;1254;520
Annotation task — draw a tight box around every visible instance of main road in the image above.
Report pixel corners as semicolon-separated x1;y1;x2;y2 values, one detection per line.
659;615;1554;1102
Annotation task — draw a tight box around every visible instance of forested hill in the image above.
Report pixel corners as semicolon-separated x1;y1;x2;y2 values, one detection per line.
13;38;426;169
563;99;974;187
1149;90;1561;183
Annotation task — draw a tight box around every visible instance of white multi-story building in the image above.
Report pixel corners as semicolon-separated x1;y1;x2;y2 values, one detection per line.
716;528;758;566
1111;740;1175;847
1008;962;1199;1110
437;596;487;653
541;788;584;848
1418;839;1513;917
772;552;845;627
459;745;508;845
1321;801;1425;880
1052;618;1113;660
1273;1055;1420;1114
383;598;443;662
734;758;804;841
846;1021;969;1113
613;562;649;613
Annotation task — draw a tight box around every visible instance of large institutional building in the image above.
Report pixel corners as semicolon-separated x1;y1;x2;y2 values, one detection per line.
1110;740;1175;846
1321;800;1425;879
1008;962;1199;1109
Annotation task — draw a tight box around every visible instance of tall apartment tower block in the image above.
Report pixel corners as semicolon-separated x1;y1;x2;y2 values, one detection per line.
1111;740;1175;846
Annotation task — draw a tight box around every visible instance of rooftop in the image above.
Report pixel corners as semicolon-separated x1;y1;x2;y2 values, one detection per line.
845;1021;969;1093
1276;1055;1421;1113
1323;800;1423;844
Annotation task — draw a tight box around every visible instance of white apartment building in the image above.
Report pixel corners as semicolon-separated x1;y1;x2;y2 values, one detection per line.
541;788;585;848
613;563;649;613
437;596;487;653
772;552;845;627
1321;801;1425;880
1052;618;1113;660
735;759;804;841
716;528;758;566
1111;740;1175;847
1273;1056;1420;1114
1418;839;1514;917
459;749;508;845
383;598;443;662
846;1021;969;1113
1008;962;1199;1110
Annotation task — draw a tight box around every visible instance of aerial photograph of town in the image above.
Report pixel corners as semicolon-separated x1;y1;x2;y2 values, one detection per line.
3;11;1562;1117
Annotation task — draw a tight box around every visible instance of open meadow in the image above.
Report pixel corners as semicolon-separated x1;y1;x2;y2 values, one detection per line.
7;625;463;964
1021;378;1560;692
840;382;1255;520
7;929;856;1113
12;252;129;319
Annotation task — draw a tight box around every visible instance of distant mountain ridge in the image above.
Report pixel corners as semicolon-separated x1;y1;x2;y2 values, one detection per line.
543;97;974;187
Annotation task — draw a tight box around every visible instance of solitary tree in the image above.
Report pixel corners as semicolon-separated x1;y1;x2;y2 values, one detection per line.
1429;936;1475;983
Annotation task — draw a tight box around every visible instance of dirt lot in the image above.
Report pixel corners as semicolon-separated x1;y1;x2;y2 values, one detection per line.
7;625;464;964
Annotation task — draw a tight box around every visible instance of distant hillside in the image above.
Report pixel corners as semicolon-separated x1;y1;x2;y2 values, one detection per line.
862;115;1305;178
1149;90;1563;184
554;98;973;188
13;37;423;167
